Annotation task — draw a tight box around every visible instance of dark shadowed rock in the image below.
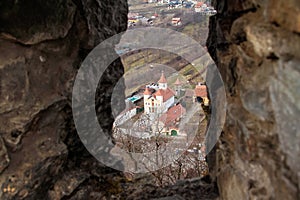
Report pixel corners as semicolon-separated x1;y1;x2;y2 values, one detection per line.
0;0;76;44
0;137;9;174
207;0;300;199
0;0;127;199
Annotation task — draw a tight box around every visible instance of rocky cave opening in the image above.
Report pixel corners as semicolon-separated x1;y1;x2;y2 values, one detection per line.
0;0;299;199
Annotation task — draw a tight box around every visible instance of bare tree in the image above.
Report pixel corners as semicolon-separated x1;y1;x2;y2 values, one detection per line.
112;105;208;186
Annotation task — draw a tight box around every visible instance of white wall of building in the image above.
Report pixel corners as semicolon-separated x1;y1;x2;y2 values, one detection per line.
163;96;175;112
114;108;137;126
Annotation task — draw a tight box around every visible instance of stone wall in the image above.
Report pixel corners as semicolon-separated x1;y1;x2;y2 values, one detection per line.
207;0;300;199
0;0;127;199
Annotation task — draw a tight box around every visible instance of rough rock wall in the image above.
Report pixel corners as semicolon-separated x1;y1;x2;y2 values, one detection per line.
0;0;127;199
207;0;300;199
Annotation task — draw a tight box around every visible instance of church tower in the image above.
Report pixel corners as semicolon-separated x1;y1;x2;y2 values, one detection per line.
158;71;167;90
143;87;152;114
174;77;182;96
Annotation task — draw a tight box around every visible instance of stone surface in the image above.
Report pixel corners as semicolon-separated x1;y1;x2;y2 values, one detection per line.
0;137;9;174
0;0;76;44
0;0;128;199
207;0;300;199
121;177;218;200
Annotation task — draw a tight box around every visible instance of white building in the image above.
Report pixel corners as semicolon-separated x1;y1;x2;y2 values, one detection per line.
144;72;175;115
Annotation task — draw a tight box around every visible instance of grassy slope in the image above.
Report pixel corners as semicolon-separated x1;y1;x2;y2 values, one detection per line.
121;3;211;93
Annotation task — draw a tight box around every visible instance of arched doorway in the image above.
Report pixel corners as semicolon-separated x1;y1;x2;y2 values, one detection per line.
171;129;178;136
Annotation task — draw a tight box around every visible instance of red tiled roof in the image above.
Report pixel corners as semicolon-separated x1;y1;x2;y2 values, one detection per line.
172;18;181;22
154;88;175;102
159;104;186;127
195;85;207;97
143;87;151;95
195;2;204;8
155;89;163;96
128;12;139;18
158;72;167;83
174;78;182;85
